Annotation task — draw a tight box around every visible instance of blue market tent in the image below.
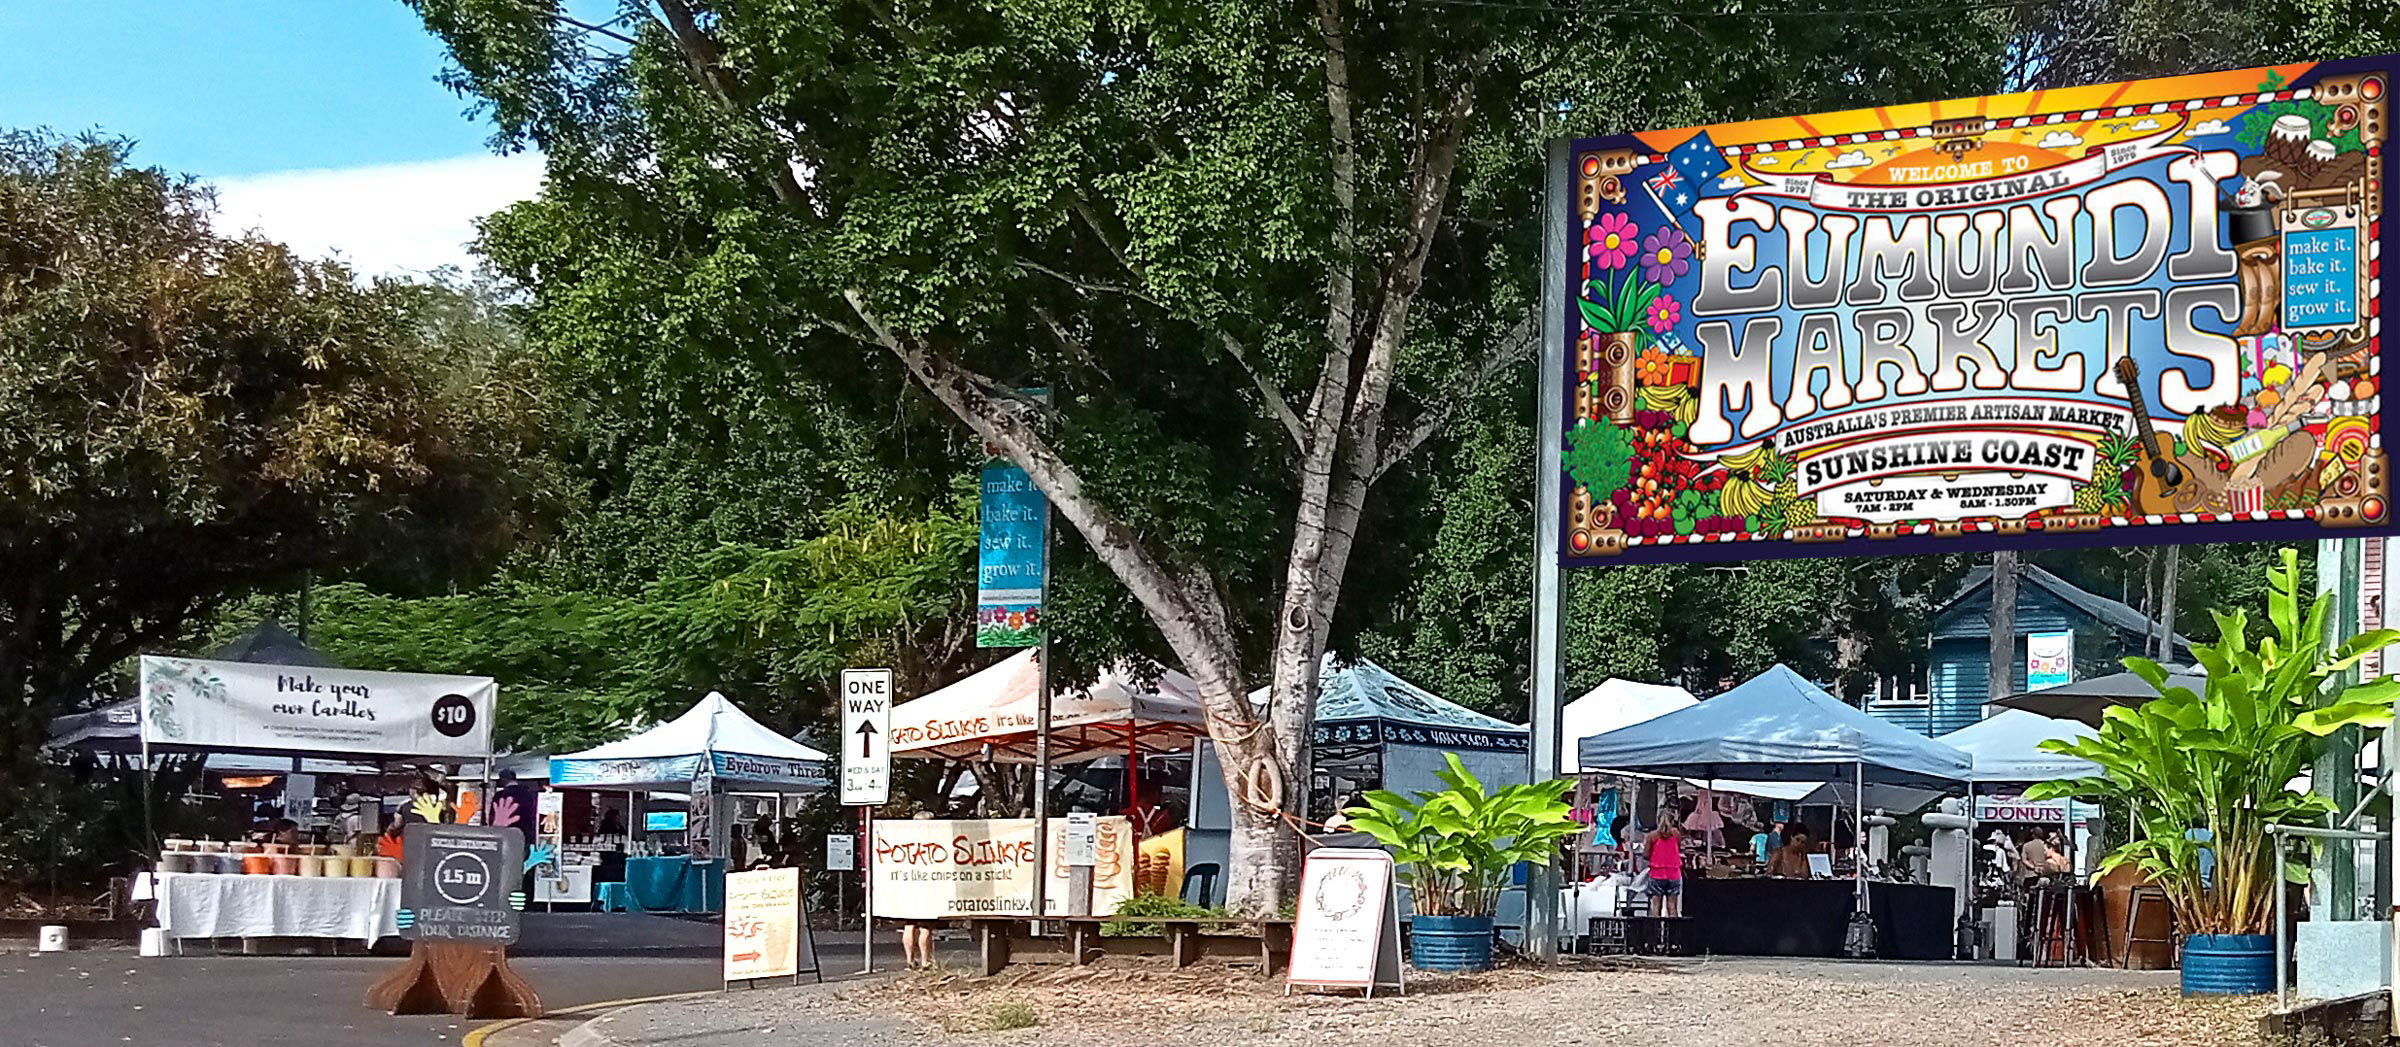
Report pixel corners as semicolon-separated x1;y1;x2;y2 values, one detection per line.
1575;664;1973;789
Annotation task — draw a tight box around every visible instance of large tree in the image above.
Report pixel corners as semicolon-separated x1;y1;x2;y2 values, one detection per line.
409;0;2006;912
0;132;557;784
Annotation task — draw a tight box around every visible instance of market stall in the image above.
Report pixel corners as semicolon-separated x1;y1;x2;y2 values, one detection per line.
130;648;498;948
549;691;830;913
1192;655;1528;828
1936;709;2106;962
1574;664;1973;960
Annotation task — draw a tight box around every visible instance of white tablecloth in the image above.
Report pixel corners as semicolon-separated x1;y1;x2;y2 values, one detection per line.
155;873;402;944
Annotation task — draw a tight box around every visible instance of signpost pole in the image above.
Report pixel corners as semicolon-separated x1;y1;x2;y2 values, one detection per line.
1525;135;1571;964
861;805;874;974
1031;499;1055;927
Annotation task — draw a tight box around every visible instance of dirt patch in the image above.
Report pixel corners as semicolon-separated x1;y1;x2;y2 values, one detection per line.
772;957;2272;1047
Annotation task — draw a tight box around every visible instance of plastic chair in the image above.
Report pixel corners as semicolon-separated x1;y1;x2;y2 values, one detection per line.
1182;863;1220;907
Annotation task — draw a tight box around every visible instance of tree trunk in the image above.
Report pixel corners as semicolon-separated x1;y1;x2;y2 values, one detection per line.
2156;545;2180;662
1987;551;2019;708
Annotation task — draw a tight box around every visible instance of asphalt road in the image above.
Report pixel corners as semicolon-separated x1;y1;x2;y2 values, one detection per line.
0;915;906;1047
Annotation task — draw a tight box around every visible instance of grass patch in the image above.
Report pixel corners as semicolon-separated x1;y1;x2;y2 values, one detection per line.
1100;892;1228;937
986;998;1040;1030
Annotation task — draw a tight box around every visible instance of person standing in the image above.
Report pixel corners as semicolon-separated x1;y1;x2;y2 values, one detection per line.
899;811;941;969
1644;810;1687;917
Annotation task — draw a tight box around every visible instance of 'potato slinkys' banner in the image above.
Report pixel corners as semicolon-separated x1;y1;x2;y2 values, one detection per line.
1558;58;2400;566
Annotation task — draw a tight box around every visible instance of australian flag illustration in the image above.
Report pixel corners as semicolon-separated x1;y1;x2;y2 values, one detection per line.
1647;130;1729;223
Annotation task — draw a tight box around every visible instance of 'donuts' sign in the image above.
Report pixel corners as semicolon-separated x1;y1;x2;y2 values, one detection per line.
140;656;496;758
1558;57;2400;566
868;817;1132;920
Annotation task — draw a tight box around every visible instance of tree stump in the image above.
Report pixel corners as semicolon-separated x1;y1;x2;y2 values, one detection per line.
363;942;542;1019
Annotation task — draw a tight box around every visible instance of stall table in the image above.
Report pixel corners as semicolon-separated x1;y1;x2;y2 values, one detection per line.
613;856;723;913
1683;878;1953;960
155;872;401;946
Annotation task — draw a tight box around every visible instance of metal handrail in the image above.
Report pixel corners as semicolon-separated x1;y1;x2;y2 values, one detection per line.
2267;823;2394;1012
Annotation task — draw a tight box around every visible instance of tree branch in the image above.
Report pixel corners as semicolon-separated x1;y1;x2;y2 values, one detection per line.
841;290;1253;713
1372;310;1536;483
651;0;815;212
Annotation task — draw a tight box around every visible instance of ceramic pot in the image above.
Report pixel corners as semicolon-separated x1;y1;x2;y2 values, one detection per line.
157;852;194;875
321;857;349;879
270;855;299;875
241;855;274;875
373;857;402;880
349;856;379;878
296;856;322;877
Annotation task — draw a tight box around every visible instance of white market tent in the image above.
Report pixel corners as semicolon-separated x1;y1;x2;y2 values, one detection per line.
888;649;1208;764
1937;708;2100;784
549;691;830;791
1558;679;1697;775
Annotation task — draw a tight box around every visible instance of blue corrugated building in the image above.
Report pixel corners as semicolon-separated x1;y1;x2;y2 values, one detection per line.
1869;563;2187;737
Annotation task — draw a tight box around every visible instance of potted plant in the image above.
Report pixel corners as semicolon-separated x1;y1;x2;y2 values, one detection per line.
2028;548;2397;995
1343;753;1582;972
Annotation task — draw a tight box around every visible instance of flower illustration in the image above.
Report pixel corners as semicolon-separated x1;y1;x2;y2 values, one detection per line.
1639;227;1692;285
1587;213;1639;270
1646;294;1681;334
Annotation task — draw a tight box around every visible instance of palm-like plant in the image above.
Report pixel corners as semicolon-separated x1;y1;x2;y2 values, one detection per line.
1341;753;1582;918
2027;548;2398;936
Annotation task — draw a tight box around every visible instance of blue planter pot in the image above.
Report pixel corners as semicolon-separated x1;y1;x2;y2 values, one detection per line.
1411;914;1494;972
2181;933;2274;996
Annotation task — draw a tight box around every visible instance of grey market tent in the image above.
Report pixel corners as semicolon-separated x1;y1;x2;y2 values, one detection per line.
1272;655;1530;798
1989;668;2205;727
1575;664;1972;788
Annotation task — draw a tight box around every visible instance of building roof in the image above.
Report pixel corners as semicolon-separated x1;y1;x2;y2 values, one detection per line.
1932;563;2188;649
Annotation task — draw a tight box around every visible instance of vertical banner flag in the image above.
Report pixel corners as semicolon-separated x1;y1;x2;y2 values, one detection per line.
978;463;1048;647
2026;631;2075;690
1558;57;2400;567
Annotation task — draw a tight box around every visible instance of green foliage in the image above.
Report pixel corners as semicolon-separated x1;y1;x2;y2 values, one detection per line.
1099;892;1228;937
267;490;978;753
1341;754;1580;918
2028;548;2399;936
0;131;555;783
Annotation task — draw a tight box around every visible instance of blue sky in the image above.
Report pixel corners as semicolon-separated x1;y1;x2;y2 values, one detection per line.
2;0;493;176
2;1;549;274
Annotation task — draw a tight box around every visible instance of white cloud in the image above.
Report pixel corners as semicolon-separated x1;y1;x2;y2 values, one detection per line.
2185;118;2232;137
2037;130;2084;150
2132;118;2161;131
1717;175;1746;189
1752;155;1779;166
1823;149;1873;170
210;153;546;278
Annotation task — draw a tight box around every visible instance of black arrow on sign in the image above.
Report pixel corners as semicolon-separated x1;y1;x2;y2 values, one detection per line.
854;719;879;758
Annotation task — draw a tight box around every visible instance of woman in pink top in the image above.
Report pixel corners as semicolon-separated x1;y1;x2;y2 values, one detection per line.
1644;810;1687;917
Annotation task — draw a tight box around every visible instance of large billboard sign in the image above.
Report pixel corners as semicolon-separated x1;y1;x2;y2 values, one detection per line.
1558;58;2399;566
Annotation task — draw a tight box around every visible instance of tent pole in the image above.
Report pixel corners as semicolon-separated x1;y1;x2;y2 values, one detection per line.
1855;761;1867;915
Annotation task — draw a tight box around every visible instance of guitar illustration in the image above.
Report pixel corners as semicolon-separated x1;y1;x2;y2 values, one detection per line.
2111;356;2226;515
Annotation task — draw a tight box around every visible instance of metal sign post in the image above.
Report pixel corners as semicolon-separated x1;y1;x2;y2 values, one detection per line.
841;668;892;974
1525;136;1571;964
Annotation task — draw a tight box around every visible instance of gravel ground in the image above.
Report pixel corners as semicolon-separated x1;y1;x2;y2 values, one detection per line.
584;957;2274;1047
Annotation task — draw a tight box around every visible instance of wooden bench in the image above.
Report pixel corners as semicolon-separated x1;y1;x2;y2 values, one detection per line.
957;916;1294;977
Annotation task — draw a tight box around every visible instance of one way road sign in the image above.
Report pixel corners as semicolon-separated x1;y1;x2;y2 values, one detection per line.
839;668;893;806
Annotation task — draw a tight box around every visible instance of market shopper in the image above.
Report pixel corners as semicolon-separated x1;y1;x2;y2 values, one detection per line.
1643;810;1687;917
899;811;942;969
1767;823;1815;878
